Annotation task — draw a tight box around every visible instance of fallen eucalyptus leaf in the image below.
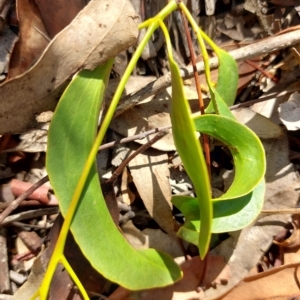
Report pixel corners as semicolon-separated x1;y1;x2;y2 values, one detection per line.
0;0;138;134
35;0;86;38
232;107;282;139
8;0;49;78
128;147;176;237
122;220;183;258
110;84;175;151
222;262;300;300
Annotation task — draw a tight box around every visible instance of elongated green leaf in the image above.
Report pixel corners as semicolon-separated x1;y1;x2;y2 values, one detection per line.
172;179;265;245
169;58;212;258
47;62;181;289
206;49;238;114
216;49;238;104
193;114;265;200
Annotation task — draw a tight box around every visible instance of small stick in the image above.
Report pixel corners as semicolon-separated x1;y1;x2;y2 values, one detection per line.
0;207;59;226
260;208;300;216
0;199;56;211
0;176;49;224
106;130;168;184
245;60;279;83
99;125;171;151
230;88;296;110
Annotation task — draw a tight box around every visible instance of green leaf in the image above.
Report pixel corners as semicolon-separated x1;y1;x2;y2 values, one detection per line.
193;114;266;200
172;114;266;246
172;179;265;245
168;57;212;258
47;62;182;290
206;49;238;114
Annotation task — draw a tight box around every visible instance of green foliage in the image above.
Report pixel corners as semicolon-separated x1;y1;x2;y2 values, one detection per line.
172;114;265;246
34;1;266;298
46;62;182;291
205;48;239;114
168;51;212;259
194;114;265;199
172;114;266;245
172;180;265;245
170;5;265;253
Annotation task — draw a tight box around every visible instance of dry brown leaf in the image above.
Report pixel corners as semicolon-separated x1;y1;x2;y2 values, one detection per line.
106;75;157;101
222;262;300;300
12;123;49;152
35;0;86;38
0;0;138;134
232;107;282;139
8;0;49;78
122;220;183;258
109;76;175;151
128;146;176;237
283;242;300;265
109;76;204;152
251;80;299;125
110;255;230;300
111;88;175;151
275;43;300;71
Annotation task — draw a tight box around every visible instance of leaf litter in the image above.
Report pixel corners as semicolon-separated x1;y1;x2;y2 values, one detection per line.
0;0;138;134
2;1;300;299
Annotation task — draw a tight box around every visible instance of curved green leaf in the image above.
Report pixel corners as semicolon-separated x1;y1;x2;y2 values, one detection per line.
172;113;265;245
169;55;212;259
193;114;266;200
47;62;181;290
205;49;238;114
172;179;265;245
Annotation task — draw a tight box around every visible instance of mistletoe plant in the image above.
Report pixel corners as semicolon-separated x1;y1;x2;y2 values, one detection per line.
31;1;265;299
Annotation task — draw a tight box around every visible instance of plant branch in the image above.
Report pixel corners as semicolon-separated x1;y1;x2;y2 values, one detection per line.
0;176;49;224
114;28;300;117
99;126;171;151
